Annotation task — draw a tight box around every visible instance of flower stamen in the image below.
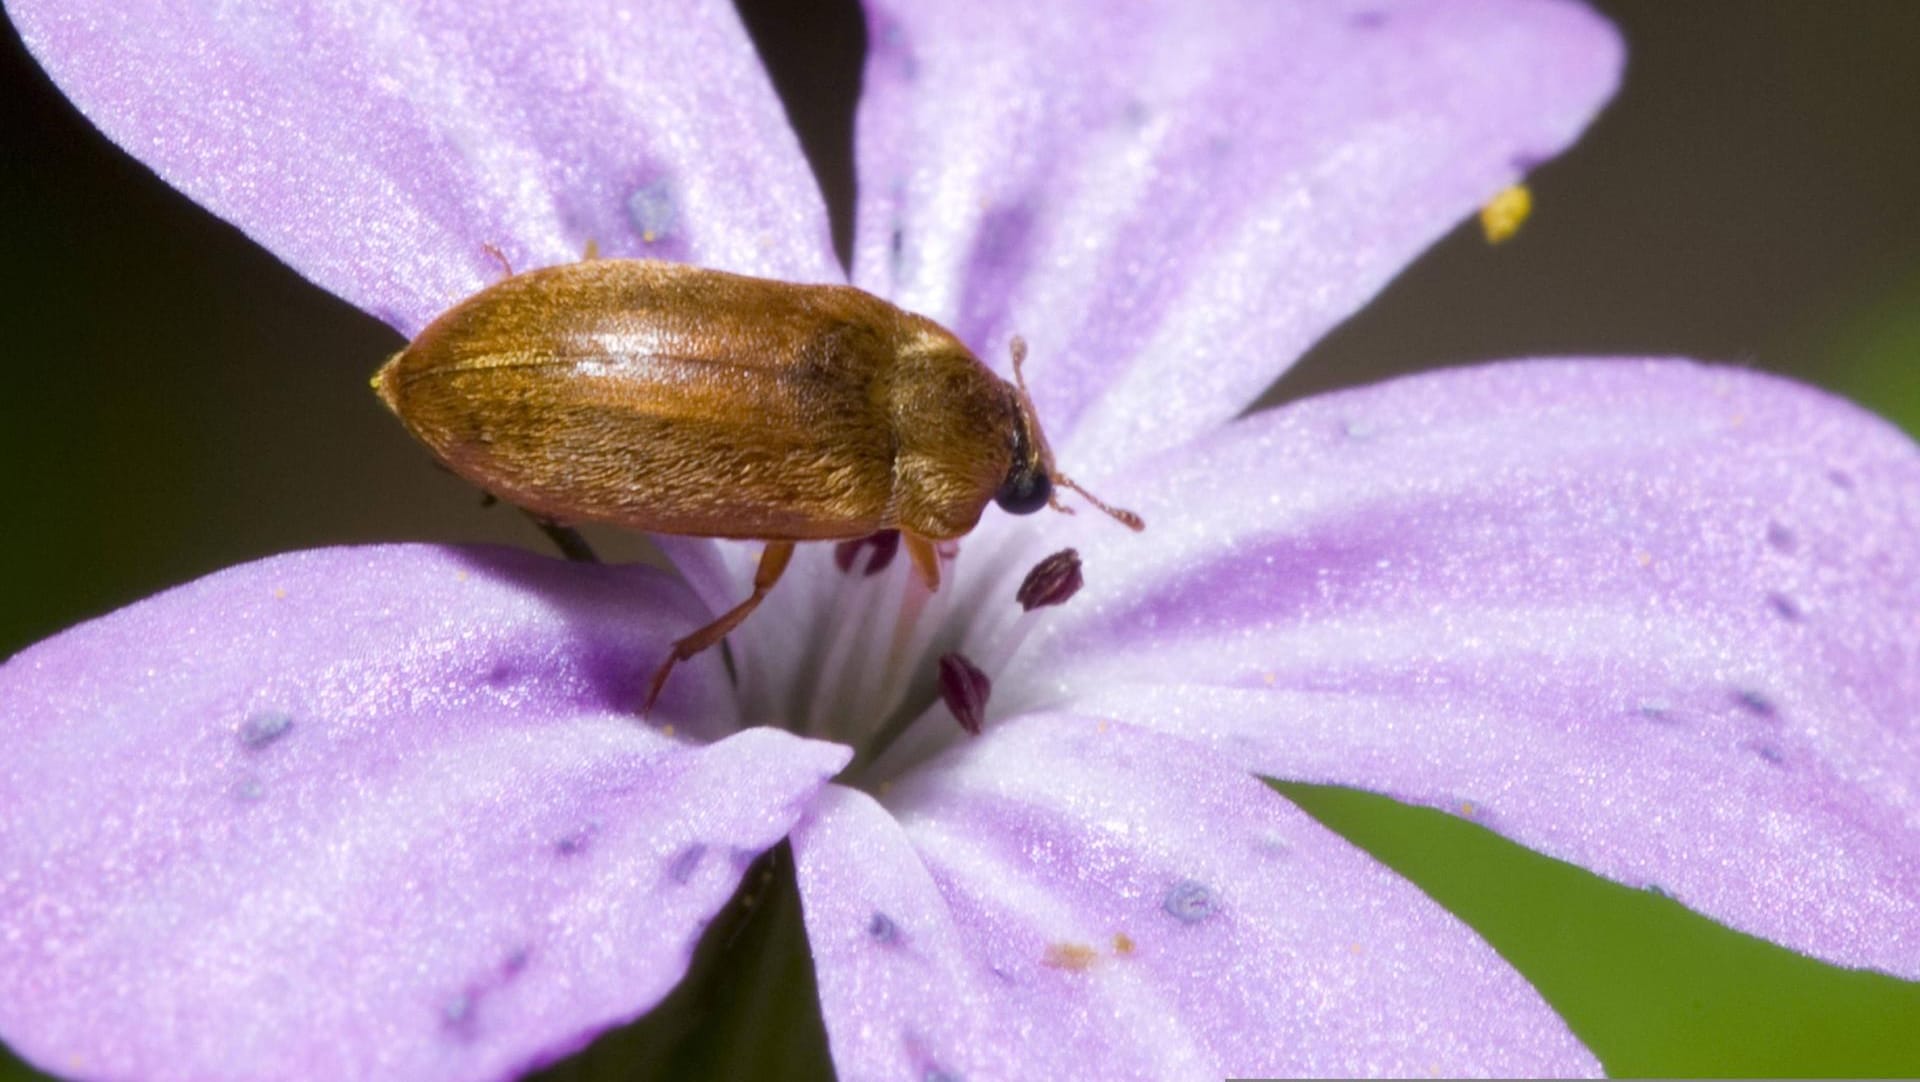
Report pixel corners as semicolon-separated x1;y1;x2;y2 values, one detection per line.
936;652;992;736
1016;548;1083;611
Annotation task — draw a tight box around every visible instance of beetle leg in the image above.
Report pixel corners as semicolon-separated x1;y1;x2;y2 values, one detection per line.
643;541;796;713
480;242;515;278
523;513;599;564
903;533;941;592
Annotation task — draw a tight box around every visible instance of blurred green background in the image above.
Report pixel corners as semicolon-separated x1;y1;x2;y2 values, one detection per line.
3;1;1918;1077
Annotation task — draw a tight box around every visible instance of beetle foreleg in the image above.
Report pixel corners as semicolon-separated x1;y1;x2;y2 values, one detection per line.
903;533;941;592
642;541;796;714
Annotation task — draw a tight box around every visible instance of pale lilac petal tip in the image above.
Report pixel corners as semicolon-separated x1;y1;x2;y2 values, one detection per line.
793;717;1598;1079
0;546;851;1081
1029;360;1920;979
6;0;839;336
851;0;1621;467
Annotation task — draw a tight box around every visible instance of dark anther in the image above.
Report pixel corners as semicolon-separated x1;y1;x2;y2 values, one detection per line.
834;530;901;576
1016;548;1083;611
937;652;992;736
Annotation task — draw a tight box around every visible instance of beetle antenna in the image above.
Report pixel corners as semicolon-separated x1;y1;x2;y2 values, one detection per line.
1058;473;1145;531
1008;336;1146;532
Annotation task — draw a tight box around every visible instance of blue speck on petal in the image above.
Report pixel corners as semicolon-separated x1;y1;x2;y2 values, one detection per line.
236;711;293;749
626;178;678;243
667;843;707;885
1163;879;1218;924
440;992;476;1037
554;823;598;857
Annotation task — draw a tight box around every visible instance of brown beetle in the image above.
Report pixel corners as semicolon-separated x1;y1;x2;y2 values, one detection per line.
375;259;1140;708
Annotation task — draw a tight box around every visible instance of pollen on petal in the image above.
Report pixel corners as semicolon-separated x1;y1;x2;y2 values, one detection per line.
1042;942;1099;970
1479;183;1532;243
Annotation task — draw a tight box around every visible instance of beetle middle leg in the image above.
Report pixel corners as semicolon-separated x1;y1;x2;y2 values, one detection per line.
643;541;796;713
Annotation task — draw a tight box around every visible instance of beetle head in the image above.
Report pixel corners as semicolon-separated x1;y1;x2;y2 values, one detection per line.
996;337;1144;531
994;405;1054;515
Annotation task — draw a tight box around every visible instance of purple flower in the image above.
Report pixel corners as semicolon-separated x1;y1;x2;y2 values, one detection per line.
4;1;1918;1079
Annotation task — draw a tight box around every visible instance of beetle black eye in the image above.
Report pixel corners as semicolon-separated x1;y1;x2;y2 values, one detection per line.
995;465;1053;515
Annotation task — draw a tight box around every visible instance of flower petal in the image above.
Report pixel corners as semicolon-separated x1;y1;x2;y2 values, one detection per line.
850;0;1620;465
0;545;851;1082
6;0;838;335
792;716;1598;1079
1017;360;1920;979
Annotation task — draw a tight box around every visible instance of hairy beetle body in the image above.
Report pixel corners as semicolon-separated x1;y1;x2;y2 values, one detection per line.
377;260;1018;542
375;258;1139;710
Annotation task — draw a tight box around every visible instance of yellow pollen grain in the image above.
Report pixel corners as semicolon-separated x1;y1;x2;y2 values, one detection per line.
1262;671;1277;686
641;230;658;244
1459;801;1477;818
1043;942;1100;971
1348;942;1365;955
456;570;470;582
272;588;288;600
1479;183;1532;244
1635;551;1653;568
661;724;676;738
1112;932;1136;957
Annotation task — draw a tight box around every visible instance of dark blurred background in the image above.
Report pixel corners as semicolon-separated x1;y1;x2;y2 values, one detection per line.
4;2;1920;1078
3;2;1918;657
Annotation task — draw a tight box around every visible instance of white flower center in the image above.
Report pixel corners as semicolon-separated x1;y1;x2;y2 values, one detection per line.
719;523;1055;791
